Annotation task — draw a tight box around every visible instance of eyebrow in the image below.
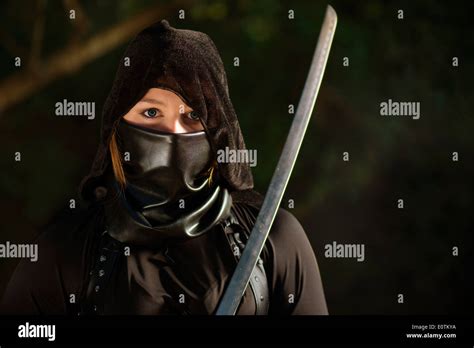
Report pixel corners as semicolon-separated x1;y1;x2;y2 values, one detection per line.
138;98;166;105
138;98;193;111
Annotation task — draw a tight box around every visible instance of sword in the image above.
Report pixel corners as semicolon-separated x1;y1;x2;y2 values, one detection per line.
216;5;337;315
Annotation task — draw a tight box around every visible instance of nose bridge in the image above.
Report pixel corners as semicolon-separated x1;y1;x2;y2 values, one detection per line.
161;105;187;133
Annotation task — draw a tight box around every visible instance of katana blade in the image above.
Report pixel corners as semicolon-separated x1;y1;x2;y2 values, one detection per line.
216;5;337;315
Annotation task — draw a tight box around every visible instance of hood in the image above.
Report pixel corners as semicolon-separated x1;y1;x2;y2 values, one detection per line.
78;19;262;206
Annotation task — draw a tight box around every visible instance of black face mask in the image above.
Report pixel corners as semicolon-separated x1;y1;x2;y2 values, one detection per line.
118;119;213;219
104;119;232;247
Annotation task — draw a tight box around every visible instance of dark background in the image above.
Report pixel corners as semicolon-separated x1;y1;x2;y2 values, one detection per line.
0;0;472;315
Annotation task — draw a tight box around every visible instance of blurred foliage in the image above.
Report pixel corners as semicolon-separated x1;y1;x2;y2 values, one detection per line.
0;0;473;314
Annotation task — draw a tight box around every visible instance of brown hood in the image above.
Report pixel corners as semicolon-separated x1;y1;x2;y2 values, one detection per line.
79;19;262;206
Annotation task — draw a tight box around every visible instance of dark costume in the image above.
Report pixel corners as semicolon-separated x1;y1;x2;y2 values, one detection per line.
1;20;328;315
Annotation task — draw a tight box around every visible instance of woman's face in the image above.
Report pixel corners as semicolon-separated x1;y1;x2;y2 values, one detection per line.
123;88;204;133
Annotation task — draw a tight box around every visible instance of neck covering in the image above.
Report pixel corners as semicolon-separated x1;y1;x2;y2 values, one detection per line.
78;19;263;207
103;120;232;247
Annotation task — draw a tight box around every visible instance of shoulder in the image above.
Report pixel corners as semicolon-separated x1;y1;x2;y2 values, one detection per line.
0;203;102;314
230;202;310;255
34;202;103;278
266;208;315;260
270;208;306;239
40;202;102;242
28;203;102;264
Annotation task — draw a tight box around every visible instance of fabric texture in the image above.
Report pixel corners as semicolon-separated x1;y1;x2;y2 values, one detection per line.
78;19;261;205
0;203;328;315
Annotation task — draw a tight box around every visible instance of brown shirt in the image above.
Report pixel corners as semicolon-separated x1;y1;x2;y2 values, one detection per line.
0;204;328;315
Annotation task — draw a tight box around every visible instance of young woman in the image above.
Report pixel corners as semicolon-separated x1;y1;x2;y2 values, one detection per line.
1;20;327;315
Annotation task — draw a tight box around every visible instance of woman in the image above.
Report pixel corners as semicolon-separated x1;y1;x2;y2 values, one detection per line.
1;20;327;315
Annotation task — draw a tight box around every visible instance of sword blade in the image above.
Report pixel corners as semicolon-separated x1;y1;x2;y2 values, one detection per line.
216;5;337;315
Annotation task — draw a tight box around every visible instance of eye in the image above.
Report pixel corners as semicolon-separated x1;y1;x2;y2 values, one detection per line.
143;108;160;118
186;111;200;121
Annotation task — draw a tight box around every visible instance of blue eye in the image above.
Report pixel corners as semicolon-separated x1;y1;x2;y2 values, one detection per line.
187;111;199;121
143;108;159;118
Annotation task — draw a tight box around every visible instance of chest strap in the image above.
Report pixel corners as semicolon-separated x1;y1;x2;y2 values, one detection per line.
221;213;270;315
82;231;122;315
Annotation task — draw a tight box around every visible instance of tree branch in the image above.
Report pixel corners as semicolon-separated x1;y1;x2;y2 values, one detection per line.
0;4;176;114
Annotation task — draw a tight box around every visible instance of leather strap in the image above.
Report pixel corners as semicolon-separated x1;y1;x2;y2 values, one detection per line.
84;231;122;314
221;213;270;315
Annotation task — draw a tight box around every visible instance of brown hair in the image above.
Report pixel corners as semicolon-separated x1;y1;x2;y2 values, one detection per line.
109;129;126;189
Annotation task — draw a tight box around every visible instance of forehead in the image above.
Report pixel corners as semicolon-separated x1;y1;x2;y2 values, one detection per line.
139;88;190;107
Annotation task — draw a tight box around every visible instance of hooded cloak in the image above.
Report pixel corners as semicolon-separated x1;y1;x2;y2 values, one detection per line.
79;19;261;206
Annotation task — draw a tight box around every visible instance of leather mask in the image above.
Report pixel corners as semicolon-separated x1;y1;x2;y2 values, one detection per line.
104;119;232;247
